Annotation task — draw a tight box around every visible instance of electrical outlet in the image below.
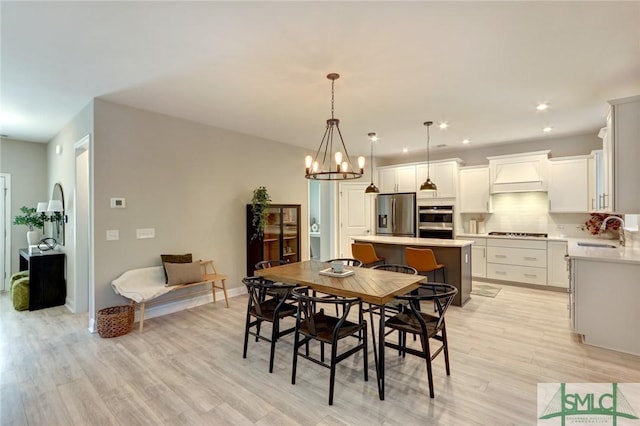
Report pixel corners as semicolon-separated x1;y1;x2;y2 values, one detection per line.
106;230;119;241
136;228;155;239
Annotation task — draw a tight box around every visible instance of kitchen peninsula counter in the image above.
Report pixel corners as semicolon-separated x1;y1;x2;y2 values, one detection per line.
351;235;472;306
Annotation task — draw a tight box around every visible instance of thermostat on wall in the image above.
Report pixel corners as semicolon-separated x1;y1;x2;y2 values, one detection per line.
110;198;126;208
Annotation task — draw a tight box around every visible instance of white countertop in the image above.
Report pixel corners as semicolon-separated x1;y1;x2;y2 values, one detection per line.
351;235;473;248
456;233;569;242
567;238;640;264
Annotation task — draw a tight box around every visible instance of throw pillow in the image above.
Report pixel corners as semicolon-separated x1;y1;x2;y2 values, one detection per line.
160;253;192;283
164;261;203;287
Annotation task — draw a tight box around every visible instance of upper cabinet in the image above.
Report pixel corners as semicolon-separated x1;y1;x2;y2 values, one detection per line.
548;156;589;213
605;95;640;214
416;159;463;199
488;151;550;194
378;164;416;193
459;166;491;213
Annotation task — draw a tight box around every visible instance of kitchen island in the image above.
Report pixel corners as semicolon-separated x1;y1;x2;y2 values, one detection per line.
351;235;473;306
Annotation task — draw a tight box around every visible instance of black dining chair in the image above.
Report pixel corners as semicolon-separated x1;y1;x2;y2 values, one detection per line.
290;286;368;406
242;276;297;373
383;283;458;398
325;258;363;267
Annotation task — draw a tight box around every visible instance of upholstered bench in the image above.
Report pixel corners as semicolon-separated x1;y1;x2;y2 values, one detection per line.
111;260;228;332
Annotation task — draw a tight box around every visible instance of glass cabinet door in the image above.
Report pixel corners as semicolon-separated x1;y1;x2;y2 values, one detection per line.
282;207;299;263
263;207;281;262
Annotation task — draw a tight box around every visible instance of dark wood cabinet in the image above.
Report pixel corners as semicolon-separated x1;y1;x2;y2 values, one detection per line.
19;249;66;311
246;204;301;276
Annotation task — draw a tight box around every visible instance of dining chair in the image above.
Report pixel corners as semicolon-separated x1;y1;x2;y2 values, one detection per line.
255;259;288;270
290;286;368;406
242;276;298;373
405;247;446;283
351;243;385;267
383;283;458;398
325;258;363;267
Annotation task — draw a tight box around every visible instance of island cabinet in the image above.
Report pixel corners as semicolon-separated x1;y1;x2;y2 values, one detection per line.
19;249;66;311
246;204;301;276
351;235;472;307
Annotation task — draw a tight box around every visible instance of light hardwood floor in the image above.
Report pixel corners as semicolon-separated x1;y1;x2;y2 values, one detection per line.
2;283;640;425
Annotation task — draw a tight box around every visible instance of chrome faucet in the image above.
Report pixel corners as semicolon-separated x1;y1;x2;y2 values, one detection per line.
600;216;625;246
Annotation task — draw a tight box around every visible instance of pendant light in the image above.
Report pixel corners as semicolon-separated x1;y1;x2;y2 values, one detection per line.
419;121;438;192
304;73;365;180
365;132;380;194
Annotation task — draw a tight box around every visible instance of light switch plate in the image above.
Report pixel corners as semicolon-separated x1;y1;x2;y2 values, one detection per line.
106;230;119;241
110;198;126;208
136;228;155;239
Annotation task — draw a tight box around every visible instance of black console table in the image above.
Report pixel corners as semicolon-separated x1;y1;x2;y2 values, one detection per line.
19;249;66;311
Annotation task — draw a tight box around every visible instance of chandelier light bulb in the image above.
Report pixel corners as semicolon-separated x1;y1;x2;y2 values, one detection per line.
341;161;348;172
305;155;312;169
358;156;365;170
334;151;343;166
312;161;319;172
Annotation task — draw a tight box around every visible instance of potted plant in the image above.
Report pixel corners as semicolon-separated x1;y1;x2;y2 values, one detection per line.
13;206;45;246
250;186;271;241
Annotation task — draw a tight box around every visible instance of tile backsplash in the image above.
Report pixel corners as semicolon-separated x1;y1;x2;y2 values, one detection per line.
460;192;591;237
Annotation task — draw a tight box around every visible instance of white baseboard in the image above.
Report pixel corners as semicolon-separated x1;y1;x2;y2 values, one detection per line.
136;286;246;323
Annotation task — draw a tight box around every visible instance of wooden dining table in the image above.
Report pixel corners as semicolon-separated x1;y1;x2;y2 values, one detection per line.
254;260;425;400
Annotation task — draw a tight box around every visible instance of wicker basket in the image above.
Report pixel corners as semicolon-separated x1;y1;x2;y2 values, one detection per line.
97;305;134;338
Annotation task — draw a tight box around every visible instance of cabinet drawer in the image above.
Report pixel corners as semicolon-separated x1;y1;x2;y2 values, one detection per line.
487;263;547;285
487;238;547;249
487;247;547;268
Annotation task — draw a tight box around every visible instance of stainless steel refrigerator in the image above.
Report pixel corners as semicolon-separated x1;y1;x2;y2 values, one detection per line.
376;193;416;237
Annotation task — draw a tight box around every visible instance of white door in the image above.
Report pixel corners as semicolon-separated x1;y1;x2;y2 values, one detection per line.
339;182;373;258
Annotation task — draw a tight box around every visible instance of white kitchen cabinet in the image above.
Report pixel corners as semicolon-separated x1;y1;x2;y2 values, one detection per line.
605;95;640;213
486;238;547;285
572;257;640;355
488;151;550;194
458;237;487;278
459;166;491;213
588;150;605;211
415;159;462;199
547;241;569;288
548;156;589;213
378;165;416;193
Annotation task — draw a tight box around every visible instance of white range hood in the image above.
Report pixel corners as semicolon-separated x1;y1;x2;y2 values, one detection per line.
488;151;550;193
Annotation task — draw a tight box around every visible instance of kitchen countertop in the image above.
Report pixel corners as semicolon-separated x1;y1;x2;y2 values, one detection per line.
456;232;570;242
567;239;640;264
351;235;473;248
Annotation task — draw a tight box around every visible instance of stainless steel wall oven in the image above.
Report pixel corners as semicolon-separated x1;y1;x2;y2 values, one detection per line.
418;205;454;239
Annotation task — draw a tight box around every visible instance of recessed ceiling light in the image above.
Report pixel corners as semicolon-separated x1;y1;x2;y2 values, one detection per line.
462;139;470;145
536;103;549;111
438;122;449;130
543;126;553;133
402;147;408;153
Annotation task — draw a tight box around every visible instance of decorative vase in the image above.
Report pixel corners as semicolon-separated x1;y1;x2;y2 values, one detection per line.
27;230;40;246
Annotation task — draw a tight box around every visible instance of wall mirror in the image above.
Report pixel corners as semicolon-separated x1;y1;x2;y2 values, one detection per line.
50;183;65;246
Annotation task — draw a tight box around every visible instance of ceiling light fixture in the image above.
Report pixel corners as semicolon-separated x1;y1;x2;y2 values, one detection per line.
438;122;449;130
543;126;553;133
419;121;437;192
536;103;549;111
402;147;408;153
364;132;380;194
462;139;470;145
304;73;364;180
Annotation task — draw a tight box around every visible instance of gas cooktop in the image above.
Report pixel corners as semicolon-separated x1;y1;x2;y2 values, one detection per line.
488;231;548;238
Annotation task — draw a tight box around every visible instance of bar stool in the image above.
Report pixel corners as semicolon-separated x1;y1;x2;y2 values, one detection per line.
405;247;446;283
351;243;385;267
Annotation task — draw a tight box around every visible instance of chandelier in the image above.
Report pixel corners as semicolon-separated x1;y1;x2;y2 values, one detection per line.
365;132;379;193
419;121;438;191
304;73;364;180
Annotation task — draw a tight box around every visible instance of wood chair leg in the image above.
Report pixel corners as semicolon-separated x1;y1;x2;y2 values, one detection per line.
221;279;229;308
211;282;217;304
420;334;435;398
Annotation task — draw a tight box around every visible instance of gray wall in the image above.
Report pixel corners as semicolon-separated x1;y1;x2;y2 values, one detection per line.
0;138;48;273
91;99;309;314
379;132;602;167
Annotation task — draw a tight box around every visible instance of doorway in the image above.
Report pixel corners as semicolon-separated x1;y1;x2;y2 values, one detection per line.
308;180;337;261
74;135;92;324
0;174;10;292
338;182;373;258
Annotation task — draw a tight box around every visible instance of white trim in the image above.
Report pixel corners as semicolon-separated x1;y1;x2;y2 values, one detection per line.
74;134;93;319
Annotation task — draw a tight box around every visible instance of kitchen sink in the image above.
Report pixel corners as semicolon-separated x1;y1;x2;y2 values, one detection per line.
577;242;617;248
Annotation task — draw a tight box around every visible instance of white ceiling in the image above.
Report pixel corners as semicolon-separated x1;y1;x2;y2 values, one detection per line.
2;1;639;158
